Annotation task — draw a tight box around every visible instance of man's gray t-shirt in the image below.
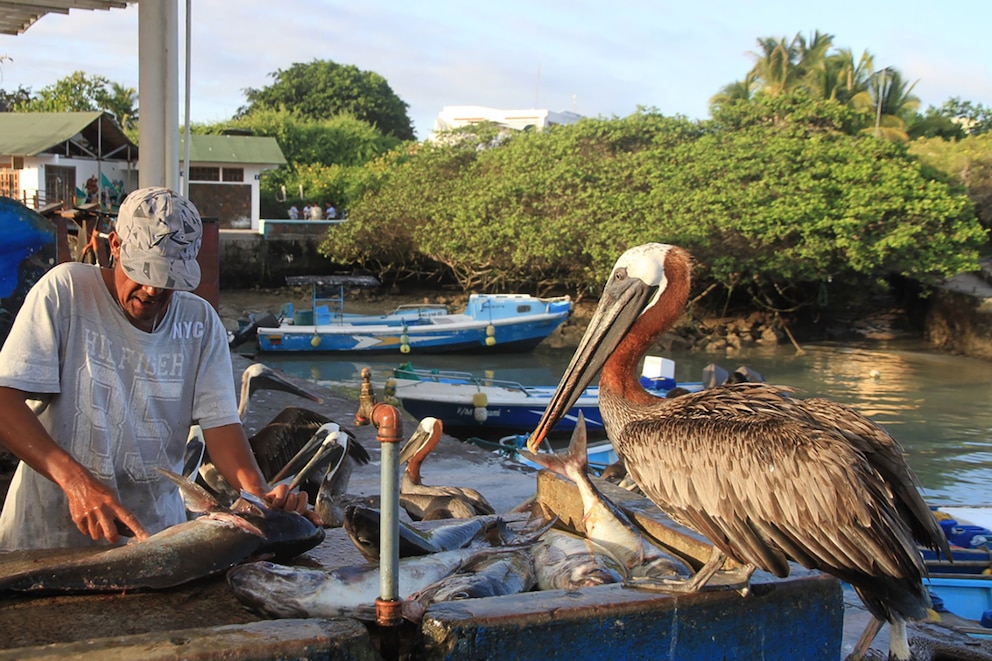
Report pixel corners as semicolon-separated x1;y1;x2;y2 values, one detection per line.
0;262;239;550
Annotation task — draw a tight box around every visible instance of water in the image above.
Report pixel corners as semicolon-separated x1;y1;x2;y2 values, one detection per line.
249;338;992;507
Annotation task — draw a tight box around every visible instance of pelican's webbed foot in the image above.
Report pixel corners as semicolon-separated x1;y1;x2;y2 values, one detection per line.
625;547;755;595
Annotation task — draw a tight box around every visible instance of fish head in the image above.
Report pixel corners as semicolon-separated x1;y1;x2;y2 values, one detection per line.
342;504;381;561
229;492;325;560
227;561;326;618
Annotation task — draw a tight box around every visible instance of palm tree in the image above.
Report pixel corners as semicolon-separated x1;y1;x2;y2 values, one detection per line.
748;31;835;97
709;71;760;113
807;48;874;104
100;82;139;131
850;68;919;142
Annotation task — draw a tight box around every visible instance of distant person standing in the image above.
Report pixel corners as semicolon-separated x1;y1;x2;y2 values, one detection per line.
288;205;299;220
302;203;311;220
325;203;336;219
309;203;323;221
85;175;99;203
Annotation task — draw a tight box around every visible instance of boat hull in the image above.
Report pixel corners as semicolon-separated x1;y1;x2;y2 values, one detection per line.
397;382;610;433
394;379;701;436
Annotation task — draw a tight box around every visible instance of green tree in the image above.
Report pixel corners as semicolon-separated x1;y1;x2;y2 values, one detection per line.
98;81;138;131
238;60;415;141
852;68;919;142
714;33;920;143
329;95;985;316
910;133;992;229
748;31;834;97
909;98;992;138
196;109;403;218
0;84;31;112
10;71;137;131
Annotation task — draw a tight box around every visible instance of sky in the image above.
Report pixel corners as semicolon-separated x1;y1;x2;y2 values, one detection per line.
1;1;991;140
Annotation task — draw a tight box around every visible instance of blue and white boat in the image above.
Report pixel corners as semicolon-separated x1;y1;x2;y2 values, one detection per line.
389;356;704;435
921;507;992;638
255;275;572;353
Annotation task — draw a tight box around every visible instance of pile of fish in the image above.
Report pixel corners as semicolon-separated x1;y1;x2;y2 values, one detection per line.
227;415;693;623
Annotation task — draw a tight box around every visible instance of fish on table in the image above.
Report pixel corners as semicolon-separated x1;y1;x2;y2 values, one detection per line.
521;412;690;580
532;528;626;591
0;469;323;594
402;547;537;622
227;548;485;620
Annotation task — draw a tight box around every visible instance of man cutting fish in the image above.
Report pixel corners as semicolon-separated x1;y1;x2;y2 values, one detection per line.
0;187;312;550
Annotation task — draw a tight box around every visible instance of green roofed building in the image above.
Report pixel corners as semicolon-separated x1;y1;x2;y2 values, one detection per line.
0;112;287;230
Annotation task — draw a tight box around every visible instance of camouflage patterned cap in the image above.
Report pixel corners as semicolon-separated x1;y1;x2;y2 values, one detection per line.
115;187;202;291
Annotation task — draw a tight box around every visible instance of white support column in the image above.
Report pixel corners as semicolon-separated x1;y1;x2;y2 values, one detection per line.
138;0;180;190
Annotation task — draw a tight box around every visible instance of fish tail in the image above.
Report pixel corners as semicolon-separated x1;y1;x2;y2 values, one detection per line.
401;598;426;623
520;411;591;479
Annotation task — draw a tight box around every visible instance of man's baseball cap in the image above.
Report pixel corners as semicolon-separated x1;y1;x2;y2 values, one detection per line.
115;187;202;291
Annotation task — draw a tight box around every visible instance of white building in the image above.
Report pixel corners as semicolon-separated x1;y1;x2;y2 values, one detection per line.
429;105;582;141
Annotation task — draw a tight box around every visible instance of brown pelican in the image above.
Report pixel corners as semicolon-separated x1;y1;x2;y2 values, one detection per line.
289;423;374;527
398;418;496;520
526;243;950;661
195;364;340;501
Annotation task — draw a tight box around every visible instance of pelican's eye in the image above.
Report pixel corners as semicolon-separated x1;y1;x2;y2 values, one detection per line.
614;267;627;282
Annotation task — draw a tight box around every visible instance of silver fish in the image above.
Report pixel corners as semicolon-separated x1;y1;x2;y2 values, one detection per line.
520;412;690;579
226;548;481;620
343;504;497;561
403;548;537;622
532;528;626;590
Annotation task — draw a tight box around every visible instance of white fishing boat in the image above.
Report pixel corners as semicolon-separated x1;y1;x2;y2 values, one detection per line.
254;275;572;354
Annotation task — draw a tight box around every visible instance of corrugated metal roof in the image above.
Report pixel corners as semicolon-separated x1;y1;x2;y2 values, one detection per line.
180;134;287;166
0;1;134;36
0;111;137;159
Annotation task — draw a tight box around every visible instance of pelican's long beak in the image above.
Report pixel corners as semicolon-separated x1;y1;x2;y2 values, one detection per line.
269;422;340;483
239;364;323;419
287;430;351;492
526;276;657;453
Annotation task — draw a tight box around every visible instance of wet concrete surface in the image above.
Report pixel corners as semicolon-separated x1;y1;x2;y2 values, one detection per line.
0;354;989;658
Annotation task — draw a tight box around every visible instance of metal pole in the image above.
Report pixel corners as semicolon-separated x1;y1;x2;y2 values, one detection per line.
182;0;192;198
353;371;404;645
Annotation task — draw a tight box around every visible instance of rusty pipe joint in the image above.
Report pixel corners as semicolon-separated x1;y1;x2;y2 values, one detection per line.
375;597;404;628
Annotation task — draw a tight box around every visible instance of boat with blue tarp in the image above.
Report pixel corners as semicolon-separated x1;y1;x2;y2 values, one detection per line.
0;198;59;349
921;507;992;638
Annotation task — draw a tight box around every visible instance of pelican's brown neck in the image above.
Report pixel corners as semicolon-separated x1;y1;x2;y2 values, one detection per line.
603;247;692;403
404;426;441;485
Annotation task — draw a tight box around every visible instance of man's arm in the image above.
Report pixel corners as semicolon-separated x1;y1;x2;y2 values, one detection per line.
0;386;149;543
201;423;315;520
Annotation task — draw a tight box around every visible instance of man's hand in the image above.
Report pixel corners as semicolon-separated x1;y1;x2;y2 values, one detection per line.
62;469;150;544
264;483;322;527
